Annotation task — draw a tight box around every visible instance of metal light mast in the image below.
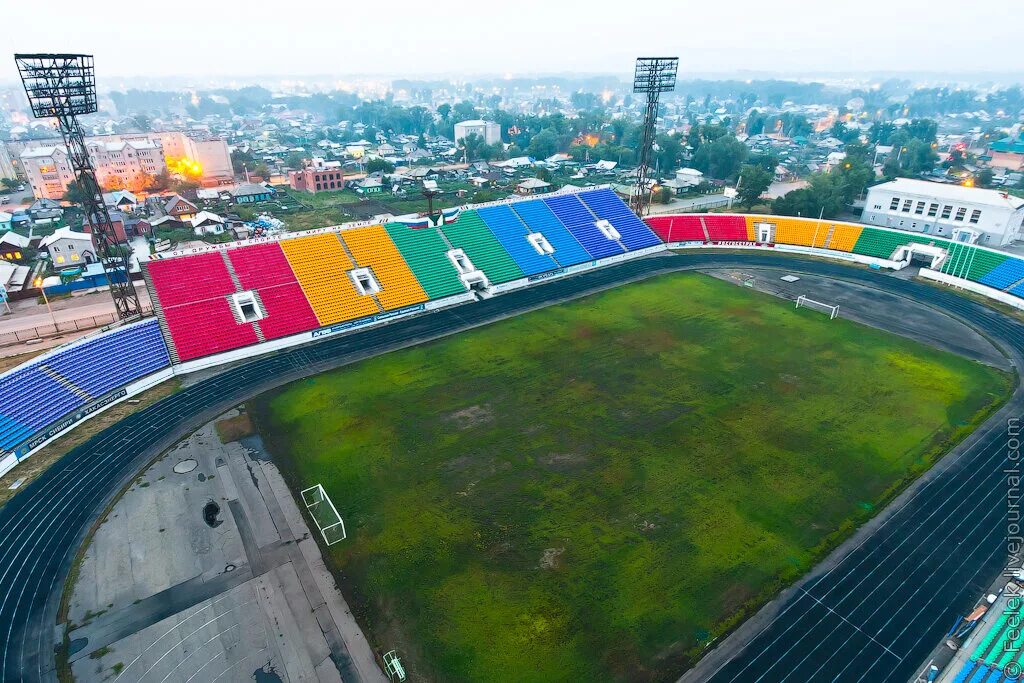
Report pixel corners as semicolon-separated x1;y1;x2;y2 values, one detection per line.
630;57;678;217
15;54;142;320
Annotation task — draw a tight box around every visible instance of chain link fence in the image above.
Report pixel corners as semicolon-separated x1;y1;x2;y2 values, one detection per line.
0;306;154;349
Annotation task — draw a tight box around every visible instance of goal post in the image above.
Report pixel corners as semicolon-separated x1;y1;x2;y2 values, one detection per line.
795;295;839;320
300;484;347;545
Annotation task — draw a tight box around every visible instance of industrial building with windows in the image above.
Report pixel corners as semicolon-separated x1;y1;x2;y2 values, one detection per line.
862;178;1024;247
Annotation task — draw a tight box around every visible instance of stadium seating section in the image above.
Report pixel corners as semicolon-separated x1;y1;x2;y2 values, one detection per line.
702;215;748;241
949;604;1024;683
826;223;864;252
543;193;625;259
383;223;466;299
0;320;169;452
578;188;662;250
646;215;706;242
441;210;526;283
477;205;559;276
510;200;593;267
341;225;429;310
280;233;381;325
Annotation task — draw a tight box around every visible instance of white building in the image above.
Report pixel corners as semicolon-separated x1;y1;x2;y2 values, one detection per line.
0;144;16;181
675;167;704;187
39;227;96;266
862;178;1024;247
454;120;502;146
20;146;76;200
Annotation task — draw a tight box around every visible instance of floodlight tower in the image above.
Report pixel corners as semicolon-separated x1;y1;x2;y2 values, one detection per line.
630;57;678;217
15;54;142;320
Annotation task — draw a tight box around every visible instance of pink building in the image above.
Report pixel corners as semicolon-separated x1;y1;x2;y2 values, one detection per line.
288;165;345;194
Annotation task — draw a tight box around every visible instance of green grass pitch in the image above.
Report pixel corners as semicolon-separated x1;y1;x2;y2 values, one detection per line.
250;272;1011;682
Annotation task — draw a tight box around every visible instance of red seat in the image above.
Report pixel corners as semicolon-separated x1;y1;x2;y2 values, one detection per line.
228;243;297;289
147;253;235;307
162;298;259;361
256;283;320;340
703;215;748;241
646;215;706;242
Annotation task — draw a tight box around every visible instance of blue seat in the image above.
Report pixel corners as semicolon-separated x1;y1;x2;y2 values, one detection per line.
981;258;1024;290
577;188;662;250
511;200;592;267
477;205;558;276
542;194;625;260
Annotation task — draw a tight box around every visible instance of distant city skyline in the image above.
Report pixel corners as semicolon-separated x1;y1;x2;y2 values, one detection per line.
3;0;1023;87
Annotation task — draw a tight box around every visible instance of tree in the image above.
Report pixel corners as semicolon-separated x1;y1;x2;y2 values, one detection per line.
692;135;748;180
1;178;17;191
773;173;848;219
737;164;773;209
231;149;256;174
284;151;306;169
746;109;767;136
526;129;560;159
436;103;452;121
366;158;395;174
654;186;673;204
535;167;552;182
63;180;90;205
977;168;994;188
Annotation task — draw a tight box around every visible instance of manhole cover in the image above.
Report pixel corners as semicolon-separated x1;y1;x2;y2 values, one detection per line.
203;501;222;528
173;459;198;474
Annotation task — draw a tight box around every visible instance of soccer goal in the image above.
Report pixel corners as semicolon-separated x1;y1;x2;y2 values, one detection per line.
383;651;406;682
300;484;347;545
795;295;839;320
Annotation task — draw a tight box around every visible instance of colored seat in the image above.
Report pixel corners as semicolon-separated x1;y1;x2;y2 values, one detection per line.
542;194;624;259
341;225;429;310
577;188;661;250
441;210;525;284
477;205;559;276
280;233;380;325
383;223;466;299
510;199;592;267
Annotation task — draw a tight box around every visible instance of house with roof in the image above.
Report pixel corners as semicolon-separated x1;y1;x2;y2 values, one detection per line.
354;178;384;195
0;211;11;233
82;210;130;242
102;190;138;213
515;178;553;195
39;227;96;266
0;231;29;261
28;198;63;223
191;211;226;236
987;136;1024;172
164;194;199;221
230;183;275;204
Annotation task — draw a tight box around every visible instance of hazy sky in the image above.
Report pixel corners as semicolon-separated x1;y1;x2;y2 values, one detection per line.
3;0;1023;84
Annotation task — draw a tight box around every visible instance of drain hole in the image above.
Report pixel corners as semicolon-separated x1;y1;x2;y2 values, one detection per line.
203;501;222;528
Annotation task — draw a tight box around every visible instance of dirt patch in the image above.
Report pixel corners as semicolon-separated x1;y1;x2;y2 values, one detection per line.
537;451;590;472
215;412;255;443
539;547;566;570
0;348;47;374
443;404;494;430
0;378;181;508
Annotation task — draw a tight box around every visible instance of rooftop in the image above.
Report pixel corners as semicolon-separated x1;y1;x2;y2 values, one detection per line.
871;178;1024;209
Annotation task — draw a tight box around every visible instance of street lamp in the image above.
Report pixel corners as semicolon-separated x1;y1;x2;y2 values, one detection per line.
34;276;58;330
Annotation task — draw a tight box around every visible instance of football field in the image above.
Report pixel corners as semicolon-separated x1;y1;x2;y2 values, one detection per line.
251;272;1011;682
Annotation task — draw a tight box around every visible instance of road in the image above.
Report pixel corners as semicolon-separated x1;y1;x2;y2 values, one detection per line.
0;252;1020;682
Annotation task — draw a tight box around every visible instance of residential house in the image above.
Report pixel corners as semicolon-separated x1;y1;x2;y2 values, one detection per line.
0;231;29;261
28;198;63;223
164;194;199;221
515;178;553;195
0;211;11;232
354;178;384;195
82;210;130;242
102;190;139;213
191;211;226;236
39;227;96;265
230;183;275;204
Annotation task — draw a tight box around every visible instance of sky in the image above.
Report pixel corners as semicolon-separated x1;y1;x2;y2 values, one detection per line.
3;0;1023;84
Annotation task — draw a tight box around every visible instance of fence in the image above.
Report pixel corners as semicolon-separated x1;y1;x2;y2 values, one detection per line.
0;306;153;348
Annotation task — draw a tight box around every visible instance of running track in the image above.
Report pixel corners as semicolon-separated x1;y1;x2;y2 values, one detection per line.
0;253;1020;682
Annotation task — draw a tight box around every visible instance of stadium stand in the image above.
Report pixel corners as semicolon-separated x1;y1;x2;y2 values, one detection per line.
162;297;260;362
225;242;321;340
0;319;170;451
253;283;320;341
477;205;559;276
975;254;1024;289
702;215;749;241
341;225;429;310
578;188;662;250
772;217;829;248
826;223;864;252
441;210;525;284
851;228;949;259
228;242;298;290
543;193;625;259
383;223;467;299
647;215;706;242
146;252;236;307
510;199;592;267
280;234;380;325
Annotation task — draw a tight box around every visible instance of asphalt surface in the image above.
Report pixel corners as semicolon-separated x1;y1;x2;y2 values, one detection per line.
0;252;1021;683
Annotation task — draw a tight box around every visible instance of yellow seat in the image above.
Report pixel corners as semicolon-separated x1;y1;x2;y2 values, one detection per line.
280;233;380;326
341;225;428;311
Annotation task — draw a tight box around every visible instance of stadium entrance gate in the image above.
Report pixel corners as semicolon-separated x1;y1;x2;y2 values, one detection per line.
892;243;947;270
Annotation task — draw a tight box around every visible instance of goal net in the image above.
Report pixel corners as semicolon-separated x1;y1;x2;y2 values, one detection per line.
300;484;347;545
795;295;839;320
